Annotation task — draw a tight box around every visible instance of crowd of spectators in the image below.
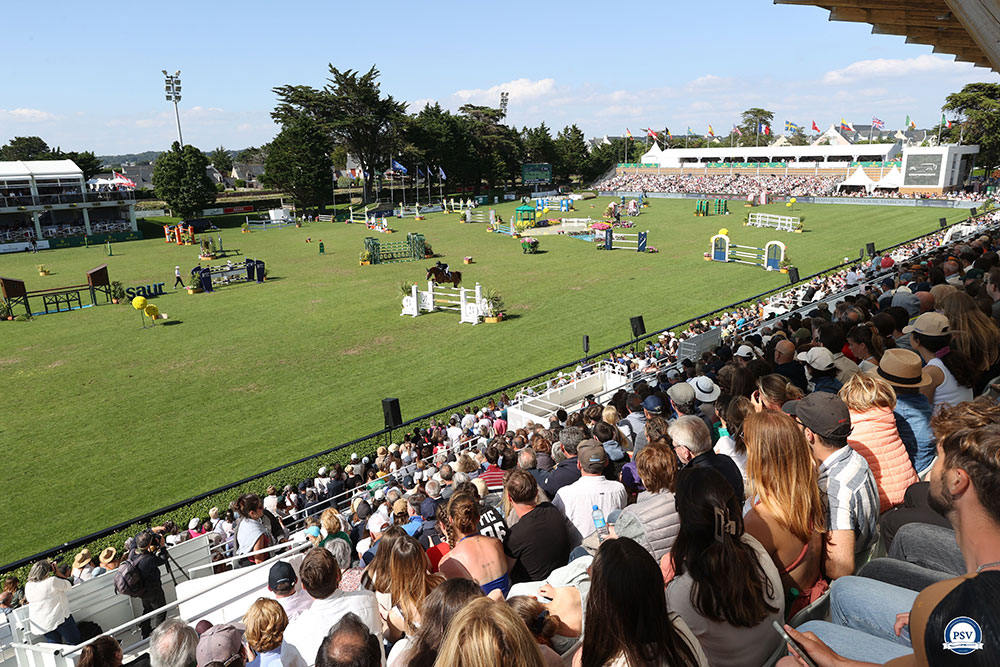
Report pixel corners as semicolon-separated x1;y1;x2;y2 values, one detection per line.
5;218;1000;666
595;173;842;197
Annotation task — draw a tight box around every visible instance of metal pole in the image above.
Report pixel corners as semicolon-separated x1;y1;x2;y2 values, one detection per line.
172;100;183;146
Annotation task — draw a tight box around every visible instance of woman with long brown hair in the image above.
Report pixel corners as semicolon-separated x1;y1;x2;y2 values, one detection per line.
437;493;511;598
361;525;407;636
390;578;483;667
743;410;826;618
386;535;444;638
575;538;705;667
750;374;802;412
713;395;752;483
846;323;887;373
667;467;783;667
939;290;1000;393
235;493;274;564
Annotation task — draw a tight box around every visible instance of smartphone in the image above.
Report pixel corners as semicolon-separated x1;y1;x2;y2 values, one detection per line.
772;621;819;667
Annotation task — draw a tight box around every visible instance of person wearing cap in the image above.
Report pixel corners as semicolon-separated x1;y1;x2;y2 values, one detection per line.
281;548;383;667
265;560;312;623
359;514;390;566
906;312;976;414
552;440;626;541
785;393;879;579
692;377;722;440
667;381;697;421
196;622;248;667
635;395;665;455
71;549;95;583
540;427;584;498
875;349;936;473
773;339;808;393
669;416;744;503
818;324;861;385
796;346;843;395
733;345;755;367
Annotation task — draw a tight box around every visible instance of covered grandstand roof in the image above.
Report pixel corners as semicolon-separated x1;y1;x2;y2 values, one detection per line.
775;1;1000;72
639;142;901;166
0;159;84;180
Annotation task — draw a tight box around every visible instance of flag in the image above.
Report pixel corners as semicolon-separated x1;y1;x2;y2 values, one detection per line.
687;126;694;135
784;120;802;133
941;113;947;127
113;171;136;187
811;120;820;132
438;166;446;180
667;130;673;140
947;119;953;129
708;125;715;137
872;117;885;130
905;115;915;130
647;128;659;139
757;124;770;136
764;125;770;136
417;166;425;178
839;118;854;132
625;128;632;139
733;124;742;137
391;159;407;174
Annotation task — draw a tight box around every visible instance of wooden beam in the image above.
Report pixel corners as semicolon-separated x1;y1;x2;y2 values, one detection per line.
944;0;1000;71
829;6;964;28
874;25;972;41
775;1;950;10
906;34;985;49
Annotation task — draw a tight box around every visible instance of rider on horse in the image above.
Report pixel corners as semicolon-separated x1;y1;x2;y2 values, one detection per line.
435;260;451;280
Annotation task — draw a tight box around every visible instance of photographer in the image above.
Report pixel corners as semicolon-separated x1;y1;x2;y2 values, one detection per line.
131;531;167;639
25;559;80;644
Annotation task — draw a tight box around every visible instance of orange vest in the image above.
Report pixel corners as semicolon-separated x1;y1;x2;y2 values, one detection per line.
847;406;918;512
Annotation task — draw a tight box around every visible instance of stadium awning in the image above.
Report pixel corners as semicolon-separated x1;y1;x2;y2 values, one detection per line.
874;166;903;189
836;166;877;193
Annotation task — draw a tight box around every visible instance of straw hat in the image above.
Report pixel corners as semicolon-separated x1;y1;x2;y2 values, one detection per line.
873;349;933;389
99;547;117;565
72;549;93;569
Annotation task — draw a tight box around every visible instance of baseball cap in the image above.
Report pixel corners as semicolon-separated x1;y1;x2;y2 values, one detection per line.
735;344;754;359
305;525;321;538
196;624;244;667
641;395;664;415
267;561;297;591
577;439;608;474
317;466;328;476
392;498;408;515
782;392;852;440
403;474;415;489
351;452;359;461
796;347;835;371
666;368;680;380
693;377;720;403
902;312;959;337
367;514;389;535
667;381;695;406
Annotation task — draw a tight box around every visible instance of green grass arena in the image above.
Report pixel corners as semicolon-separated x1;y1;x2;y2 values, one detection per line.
0;197;968;562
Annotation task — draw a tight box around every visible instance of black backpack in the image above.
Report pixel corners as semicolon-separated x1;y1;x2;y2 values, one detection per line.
114;557;145;597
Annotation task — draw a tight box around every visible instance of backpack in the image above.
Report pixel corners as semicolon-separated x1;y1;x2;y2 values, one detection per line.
114;557;145;597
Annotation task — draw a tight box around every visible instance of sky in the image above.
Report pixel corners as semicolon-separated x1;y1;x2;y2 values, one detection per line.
2;0;997;156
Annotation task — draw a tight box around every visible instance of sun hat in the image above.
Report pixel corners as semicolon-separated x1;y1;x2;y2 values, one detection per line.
902;312;960;337
98;547;117;565
874;349;933;388
796;347;835;371
188;518;201;531
72;549;93;569
693;377;721;403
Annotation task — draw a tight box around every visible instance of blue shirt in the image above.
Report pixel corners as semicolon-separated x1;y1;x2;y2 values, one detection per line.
894;392;936;473
248;647;283;667
402;515;423;537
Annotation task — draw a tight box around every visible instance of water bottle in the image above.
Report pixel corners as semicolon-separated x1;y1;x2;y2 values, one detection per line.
592;505;609;542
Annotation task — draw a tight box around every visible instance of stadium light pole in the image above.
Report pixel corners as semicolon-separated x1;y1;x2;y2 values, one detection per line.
163;70;184;146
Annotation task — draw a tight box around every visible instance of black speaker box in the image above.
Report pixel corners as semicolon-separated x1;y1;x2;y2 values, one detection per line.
866;242;876;257
382;398;402;429
788;266;800;284
583;335;590;354
630;316;646;338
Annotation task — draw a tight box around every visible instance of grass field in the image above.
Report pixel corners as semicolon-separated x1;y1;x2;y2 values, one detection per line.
0;197;967;563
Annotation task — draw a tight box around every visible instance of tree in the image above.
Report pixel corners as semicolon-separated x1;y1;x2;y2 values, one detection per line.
404;103;474;192
262;115;332;213
55;150;102;180
554;124;590;182
236;145;270;164
209;146;233;174
736;108;775;146
523;123;558;167
943;82;1000;169
456;104;522;193
0;136;50;161
272;66;407;202
152;142;217;219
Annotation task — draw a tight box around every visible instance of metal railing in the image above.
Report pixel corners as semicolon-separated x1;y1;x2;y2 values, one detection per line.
0;190;135;208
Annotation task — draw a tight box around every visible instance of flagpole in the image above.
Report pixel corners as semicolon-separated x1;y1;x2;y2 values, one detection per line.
937;119;942;146
755;121;759;148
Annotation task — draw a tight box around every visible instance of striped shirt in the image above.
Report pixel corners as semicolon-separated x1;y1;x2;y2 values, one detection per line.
817;446;879;553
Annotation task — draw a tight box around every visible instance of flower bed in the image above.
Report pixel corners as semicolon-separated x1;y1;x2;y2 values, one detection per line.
520;237;540;254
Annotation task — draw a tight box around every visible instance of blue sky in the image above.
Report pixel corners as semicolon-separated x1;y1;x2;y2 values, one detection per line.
2;0;996;155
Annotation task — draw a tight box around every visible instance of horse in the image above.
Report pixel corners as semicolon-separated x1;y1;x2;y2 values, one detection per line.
426;266;461;287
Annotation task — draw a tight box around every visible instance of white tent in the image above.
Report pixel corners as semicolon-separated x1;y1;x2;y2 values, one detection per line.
836;166;877;194
873;166;903;190
639;144;664;164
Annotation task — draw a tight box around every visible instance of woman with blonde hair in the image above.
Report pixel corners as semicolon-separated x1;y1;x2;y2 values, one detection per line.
838;373;918;512
244;597;288;667
438;493;511;598
317;508;352;571
385;535;444;638
939;290;1000;393
743;410;826;618
433;597;545;667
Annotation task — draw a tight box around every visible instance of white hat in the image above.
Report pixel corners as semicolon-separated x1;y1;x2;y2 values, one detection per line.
351;452;359;460
367;514;389;535
735;344;754;359
188;518;200;530
693;377;721;403
796;347;836;371
317;466;328;476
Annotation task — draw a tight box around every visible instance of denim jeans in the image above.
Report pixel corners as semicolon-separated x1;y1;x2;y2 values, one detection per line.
797;620;913;664
827;575;917;646
889;522;964;576
41;614;81;645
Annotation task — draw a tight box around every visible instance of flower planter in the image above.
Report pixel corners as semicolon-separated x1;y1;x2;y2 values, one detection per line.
463;259;472;265
38;271;49;276
186;287;201;294
359;260;371;266
485;315;503;323
780;268;789;274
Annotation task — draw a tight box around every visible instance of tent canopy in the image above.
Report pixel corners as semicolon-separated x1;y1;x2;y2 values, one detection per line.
874;166;903;189
836;166;877;193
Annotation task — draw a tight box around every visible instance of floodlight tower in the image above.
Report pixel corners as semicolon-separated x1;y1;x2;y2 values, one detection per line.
499;91;510;119
163;70;184;146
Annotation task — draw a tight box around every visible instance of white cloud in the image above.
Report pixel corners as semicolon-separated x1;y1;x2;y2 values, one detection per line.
454;78;556;104
407;98;436;111
822;55;970;85
0;108;57;122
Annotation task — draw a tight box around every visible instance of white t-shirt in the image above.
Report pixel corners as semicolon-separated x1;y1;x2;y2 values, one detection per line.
553;475;626;540
281;590;383;667
714;436;748;484
927;357;974;414
446;425;463;445
272;586;314;622
461;414;476;431
25;577;72;634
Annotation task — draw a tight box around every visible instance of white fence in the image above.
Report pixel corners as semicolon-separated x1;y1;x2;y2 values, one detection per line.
747;212;802;232
401;281;488;325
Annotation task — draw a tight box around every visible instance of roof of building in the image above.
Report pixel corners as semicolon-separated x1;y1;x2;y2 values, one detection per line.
0;160;84;180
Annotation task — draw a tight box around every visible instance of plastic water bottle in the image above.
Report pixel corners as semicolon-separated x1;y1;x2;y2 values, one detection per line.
592;505;610;542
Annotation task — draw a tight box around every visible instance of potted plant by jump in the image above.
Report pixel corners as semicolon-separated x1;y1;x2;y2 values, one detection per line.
241;222;250;234
483;289;505;323
110;280;126;304
359;249;372;266
36;264;50;276
186;273;202;294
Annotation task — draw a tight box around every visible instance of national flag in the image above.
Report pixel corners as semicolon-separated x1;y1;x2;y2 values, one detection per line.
872;116;885;130
417;166;425;178
905;115;915;130
113;171;136;187
811;120;820;132
947;119;953;129
646;128;659;139
757;124;770;136
391;159;407;174
733;124;742;137
687;126;694;135
438;166;446;180
625;128;633;139
839;118;854;132
784;120;801;133
708;125;715;137
941;113;947;127
764;125;770;136
667;130;673;140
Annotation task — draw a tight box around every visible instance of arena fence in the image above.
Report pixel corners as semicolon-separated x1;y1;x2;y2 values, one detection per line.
2;210;995;575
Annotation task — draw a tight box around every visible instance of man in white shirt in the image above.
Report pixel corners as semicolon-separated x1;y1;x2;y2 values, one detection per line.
281;548;383;667
460;407;476;432
446;418;463;446
552;440;626;540
267;561;313;622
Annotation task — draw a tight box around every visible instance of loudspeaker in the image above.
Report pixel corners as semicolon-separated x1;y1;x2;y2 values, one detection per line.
940;217;948;229
630;316;646;338
866;242;876;257
583;335;590;354
788;266;800;284
382;398;402;429
971;207;978;217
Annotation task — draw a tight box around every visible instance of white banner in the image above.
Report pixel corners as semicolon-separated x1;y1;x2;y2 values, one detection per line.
135;209;166;218
0;240;51;254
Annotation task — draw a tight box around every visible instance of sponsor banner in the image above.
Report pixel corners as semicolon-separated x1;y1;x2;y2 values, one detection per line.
224;205;254;214
503;193;518;201
0;240;51;254
46;230;144;249
532;190;559;198
135;209;167;218
202;207;224;216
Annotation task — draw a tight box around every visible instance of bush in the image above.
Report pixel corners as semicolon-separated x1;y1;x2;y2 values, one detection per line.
215;182;225;193
235;178;247;189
